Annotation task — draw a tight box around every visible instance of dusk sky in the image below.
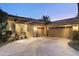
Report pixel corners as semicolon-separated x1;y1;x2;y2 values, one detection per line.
0;3;78;21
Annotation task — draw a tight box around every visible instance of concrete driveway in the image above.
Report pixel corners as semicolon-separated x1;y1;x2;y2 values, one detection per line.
0;37;79;56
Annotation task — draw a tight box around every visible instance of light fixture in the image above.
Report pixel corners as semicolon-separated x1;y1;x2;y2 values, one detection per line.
33;27;37;31
73;25;78;31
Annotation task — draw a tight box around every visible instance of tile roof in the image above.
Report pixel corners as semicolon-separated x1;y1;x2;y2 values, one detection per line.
8;14;36;22
51;17;79;25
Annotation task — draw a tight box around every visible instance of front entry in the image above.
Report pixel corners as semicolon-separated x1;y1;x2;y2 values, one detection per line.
37;27;44;37
33;26;45;37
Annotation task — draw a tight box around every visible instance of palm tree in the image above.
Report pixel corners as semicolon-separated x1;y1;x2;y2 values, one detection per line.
42;15;51;36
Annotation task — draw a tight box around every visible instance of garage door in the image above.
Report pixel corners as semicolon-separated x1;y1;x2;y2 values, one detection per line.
48;26;72;38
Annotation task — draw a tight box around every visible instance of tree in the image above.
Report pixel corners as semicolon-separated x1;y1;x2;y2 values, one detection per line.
77;3;79;16
0;9;9;42
42;15;51;36
0;9;8;30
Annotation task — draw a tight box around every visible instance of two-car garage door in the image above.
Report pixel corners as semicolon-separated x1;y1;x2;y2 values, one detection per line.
48;26;73;38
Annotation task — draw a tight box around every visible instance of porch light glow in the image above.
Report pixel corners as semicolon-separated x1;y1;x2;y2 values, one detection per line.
73;25;78;31
33;27;37;31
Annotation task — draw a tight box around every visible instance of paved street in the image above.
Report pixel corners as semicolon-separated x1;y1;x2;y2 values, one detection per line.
0;37;79;56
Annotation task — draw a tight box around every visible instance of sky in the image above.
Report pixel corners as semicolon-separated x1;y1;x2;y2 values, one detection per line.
0;3;78;21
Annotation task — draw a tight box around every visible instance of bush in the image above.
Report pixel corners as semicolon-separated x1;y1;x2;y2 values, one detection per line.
72;31;79;42
0;31;12;42
68;31;79;51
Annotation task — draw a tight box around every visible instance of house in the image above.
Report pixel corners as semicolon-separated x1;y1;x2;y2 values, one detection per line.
0;4;79;40
47;4;79;38
0;9;47;40
48;17;79;38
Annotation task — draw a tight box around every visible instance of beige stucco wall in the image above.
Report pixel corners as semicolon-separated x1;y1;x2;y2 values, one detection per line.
15;23;25;34
15;23;35;38
26;24;34;38
7;21;15;31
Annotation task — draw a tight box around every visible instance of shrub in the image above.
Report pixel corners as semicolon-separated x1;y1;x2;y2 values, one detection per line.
72;31;79;42
0;31;12;42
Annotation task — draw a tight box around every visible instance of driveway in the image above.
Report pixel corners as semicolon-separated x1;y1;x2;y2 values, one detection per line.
0;37;79;56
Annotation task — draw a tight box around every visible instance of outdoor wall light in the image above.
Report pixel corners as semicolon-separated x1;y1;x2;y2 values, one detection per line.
73;25;78;31
33;26;38;37
33;27;37;31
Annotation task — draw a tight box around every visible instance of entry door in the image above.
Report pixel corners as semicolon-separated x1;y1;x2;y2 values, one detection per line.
37;27;44;37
